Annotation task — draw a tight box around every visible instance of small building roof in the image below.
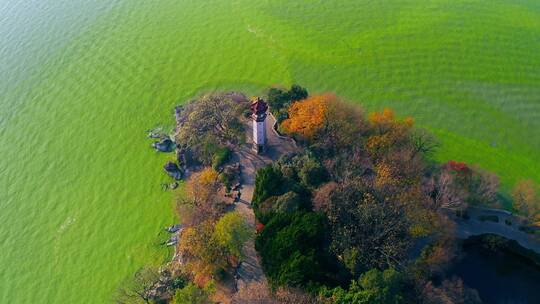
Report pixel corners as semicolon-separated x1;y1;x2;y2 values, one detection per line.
251;97;268;115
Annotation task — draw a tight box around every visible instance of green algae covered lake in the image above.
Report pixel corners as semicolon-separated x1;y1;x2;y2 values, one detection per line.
1;0;539;302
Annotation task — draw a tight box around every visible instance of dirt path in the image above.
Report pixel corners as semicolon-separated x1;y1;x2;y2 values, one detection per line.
232;115;297;291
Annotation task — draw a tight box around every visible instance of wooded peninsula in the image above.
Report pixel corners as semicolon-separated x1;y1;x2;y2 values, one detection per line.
117;85;540;304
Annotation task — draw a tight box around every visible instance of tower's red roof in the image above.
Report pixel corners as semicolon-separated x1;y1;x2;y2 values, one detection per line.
251;97;268;115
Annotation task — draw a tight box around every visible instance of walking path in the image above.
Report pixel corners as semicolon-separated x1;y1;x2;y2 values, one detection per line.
444;207;540;253
232;115;297;291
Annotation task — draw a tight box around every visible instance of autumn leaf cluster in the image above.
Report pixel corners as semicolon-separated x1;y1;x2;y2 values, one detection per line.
282;94;332;140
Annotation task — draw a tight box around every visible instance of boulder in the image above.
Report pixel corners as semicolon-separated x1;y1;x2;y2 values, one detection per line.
167;224;183;233
148;132;163;139
170;182;179;190
176;147;197;168
147;281;173;303
166;236;179;246
176;148;185;166
147;127;168;139
163;162;182;180
153;138;174;152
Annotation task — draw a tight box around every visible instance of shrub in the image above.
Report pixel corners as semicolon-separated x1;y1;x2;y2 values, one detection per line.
288;84;308;102
267;84;309;117
255;212;328;287
275;108;289;124
319;268;407;304
274;191;302;213
219;167;236;192
253;165;285;207
275;153;327;191
267;87;289;115
171;276;188;290
257;191;309;224
212;147;231;170
298;157;328;188
276;250;320;287
172;282;214;304
213;212;251;258
256;196;279;224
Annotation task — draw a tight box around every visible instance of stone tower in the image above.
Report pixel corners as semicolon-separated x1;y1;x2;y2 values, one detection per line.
251;97;268;154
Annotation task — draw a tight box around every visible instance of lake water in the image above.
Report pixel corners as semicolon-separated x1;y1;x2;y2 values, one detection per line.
449;240;540;303
1;0;539;302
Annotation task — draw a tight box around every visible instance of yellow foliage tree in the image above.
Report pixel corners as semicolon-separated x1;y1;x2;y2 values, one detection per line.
512;180;540;221
368;108;414;130
180;167;225;225
199;167;219;185
369;107;395;125
374;161;397;189
366;108;414;157
186;167;220;204
179;221;228;286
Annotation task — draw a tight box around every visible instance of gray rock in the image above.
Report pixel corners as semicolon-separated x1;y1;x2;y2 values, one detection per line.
176;148;185;166
167;224;183;233
148;132;163;139
153;138;174;152
166;236;178;246
163;162;182;180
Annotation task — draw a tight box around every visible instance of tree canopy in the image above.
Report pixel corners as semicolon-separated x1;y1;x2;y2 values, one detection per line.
172;283;213;304
115;267;160;304
178;167;225;226
266;84;309;123
513;179;540;222
314;179;412;273
213;212;251;258
320;268;408;304
255;212;329;287
252;88;489;302
175;93;248;165
282;94;366;156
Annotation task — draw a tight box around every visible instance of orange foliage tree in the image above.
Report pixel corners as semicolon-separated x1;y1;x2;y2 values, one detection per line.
282;94;366;150
281;94;331;140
